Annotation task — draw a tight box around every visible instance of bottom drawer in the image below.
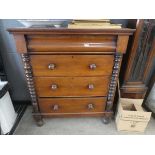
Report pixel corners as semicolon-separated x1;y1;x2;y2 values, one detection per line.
38;97;106;116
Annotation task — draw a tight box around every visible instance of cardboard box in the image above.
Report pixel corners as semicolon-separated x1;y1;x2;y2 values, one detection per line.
115;98;152;132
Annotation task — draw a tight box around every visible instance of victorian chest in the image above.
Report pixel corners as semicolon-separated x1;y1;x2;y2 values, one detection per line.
8;28;134;126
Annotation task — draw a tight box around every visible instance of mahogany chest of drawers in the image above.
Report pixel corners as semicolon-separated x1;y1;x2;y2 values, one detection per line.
8;28;134;126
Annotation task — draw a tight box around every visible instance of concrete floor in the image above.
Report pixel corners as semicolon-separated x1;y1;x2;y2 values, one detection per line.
14;106;155;135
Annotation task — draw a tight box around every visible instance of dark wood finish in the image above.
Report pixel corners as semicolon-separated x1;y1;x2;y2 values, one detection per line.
102;53;123;123
8;28;134;125
38;97;106;115
30;55;114;77
20;54;43;126
8;28;135;35
121;19;155;99
106;53;122;111
34;76;110;97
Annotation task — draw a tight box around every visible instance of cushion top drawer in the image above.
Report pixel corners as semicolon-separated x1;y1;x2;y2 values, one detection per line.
27;34;117;52
38;97;106;115
30;55;114;77
34;76;110;97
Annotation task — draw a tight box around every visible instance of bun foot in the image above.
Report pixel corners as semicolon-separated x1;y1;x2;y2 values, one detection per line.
33;114;44;127
102;116;112;124
36;119;44;127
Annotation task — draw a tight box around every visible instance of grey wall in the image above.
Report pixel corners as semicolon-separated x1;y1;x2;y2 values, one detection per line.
0;19;30;101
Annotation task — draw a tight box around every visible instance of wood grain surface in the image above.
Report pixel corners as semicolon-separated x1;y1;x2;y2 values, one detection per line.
38;97;106;115
34;76;110;97
30;55;114;76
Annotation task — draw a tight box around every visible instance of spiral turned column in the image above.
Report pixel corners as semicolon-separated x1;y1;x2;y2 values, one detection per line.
103;53;122;124
21;53;43;126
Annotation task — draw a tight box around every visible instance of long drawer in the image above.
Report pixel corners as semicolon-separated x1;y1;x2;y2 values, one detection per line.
38;97;106;115
34;76;110;97
30;55;114;77
27;34;117;52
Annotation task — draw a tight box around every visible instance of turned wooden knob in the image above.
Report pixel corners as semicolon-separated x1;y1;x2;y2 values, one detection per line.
89;64;97;70
88;84;94;90
51;84;58;90
87;103;94;110
52;104;59;111
48;63;56;70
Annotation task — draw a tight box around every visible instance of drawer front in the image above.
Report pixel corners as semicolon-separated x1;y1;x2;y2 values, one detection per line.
31;55;114;77
34;76;110;97
38;97;106;114
27;34;117;52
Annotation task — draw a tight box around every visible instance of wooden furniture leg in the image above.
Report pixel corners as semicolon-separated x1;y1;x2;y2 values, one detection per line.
103;53;123;124
21;53;44;126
